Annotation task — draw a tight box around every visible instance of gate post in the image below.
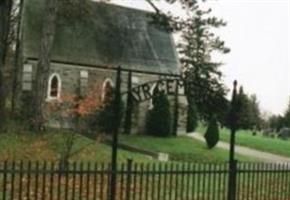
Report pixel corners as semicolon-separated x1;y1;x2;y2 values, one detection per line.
110;66;122;200
125;159;133;200
124;70;133;134
227;80;239;200
228;159;238;200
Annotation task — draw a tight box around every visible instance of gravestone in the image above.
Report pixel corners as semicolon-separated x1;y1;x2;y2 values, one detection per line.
278;128;290;140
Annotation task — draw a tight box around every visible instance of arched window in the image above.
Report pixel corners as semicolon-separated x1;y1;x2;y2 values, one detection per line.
47;73;61;100
101;78;114;103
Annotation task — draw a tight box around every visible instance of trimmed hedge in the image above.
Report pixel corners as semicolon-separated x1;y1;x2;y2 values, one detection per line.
186;100;198;133
146;91;171;137
204;116;219;149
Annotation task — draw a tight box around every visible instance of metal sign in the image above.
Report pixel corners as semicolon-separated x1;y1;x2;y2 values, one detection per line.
125;78;186;103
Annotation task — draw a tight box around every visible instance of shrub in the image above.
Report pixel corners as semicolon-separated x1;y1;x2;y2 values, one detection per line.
93;100;124;134
20;92;35;122
146;91;171;137
46;88;103;168
87;88;124;135
204;115;219;149
186;100;198;133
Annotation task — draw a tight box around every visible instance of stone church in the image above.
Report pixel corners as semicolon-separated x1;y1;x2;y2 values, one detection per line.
19;0;188;134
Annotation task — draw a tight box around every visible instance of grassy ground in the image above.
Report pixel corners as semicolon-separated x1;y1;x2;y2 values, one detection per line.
0;130;254;163
0;119;256;163
0;122;288;199
197;125;290;157
0;121;150;163
119;134;255;163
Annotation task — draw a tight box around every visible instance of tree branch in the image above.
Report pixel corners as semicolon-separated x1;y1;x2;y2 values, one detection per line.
145;0;161;13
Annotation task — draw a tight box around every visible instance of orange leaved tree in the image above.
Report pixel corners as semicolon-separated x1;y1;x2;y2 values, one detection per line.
46;85;103;168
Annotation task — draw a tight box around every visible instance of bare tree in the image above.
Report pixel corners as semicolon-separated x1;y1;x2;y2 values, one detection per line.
11;0;24;112
31;0;94;132
0;0;12;131
31;0;58;132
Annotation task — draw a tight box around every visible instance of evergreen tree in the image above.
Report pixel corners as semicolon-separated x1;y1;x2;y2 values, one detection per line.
97;101;116;134
186;98;198;133
283;98;290;128
146;0;230;121
234;87;262;130
268;98;290;131
204;115;219;149
179;5;230;121
249;94;261;129
89;82;123;134
146;90;172;137
268;114;284;132
236;86;250;129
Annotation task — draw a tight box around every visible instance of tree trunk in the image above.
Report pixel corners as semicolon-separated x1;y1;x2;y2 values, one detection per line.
0;0;12;131
11;0;24;112
32;0;58;132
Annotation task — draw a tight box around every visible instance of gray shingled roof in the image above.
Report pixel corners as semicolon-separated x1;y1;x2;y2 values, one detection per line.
22;0;180;74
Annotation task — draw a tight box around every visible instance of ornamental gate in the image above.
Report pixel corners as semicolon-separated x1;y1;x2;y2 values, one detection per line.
108;66;228;200
117;66;223;136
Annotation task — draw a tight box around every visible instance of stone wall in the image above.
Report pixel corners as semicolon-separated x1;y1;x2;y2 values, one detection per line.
20;60;188;134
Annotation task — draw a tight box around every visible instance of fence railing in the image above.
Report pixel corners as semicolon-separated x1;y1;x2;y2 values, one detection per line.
0;161;290;200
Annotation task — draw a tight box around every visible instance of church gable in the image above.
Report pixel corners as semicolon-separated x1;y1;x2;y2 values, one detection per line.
19;0;186;134
22;0;180;74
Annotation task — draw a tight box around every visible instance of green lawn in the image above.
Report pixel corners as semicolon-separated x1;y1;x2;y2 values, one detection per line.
0;129;150;163
119;134;255;163
0;119;257;163
0;130;255;164
197;125;290;157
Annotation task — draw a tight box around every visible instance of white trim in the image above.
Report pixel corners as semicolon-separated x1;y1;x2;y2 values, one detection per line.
80;70;89;78
101;78;114;102
23;64;33;72
22;64;33;91
47;73;62;101
132;76;140;84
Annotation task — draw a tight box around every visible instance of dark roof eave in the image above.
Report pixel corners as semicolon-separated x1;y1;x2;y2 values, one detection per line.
26;57;181;77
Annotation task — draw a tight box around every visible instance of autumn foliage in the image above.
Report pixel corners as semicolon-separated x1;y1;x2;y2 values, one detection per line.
46;85;103;129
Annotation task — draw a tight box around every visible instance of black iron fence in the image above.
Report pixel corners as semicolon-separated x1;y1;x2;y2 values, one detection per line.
0;160;290;200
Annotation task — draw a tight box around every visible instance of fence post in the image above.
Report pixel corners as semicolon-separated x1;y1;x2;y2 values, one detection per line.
228;159;238;200
124;70;133;134
2;161;7;200
125;159;133;200
110;66;122;200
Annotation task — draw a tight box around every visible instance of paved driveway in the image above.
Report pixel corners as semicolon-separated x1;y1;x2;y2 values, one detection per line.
187;132;290;163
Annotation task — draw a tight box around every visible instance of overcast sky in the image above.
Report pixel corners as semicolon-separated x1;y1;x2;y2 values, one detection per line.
110;0;290;116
